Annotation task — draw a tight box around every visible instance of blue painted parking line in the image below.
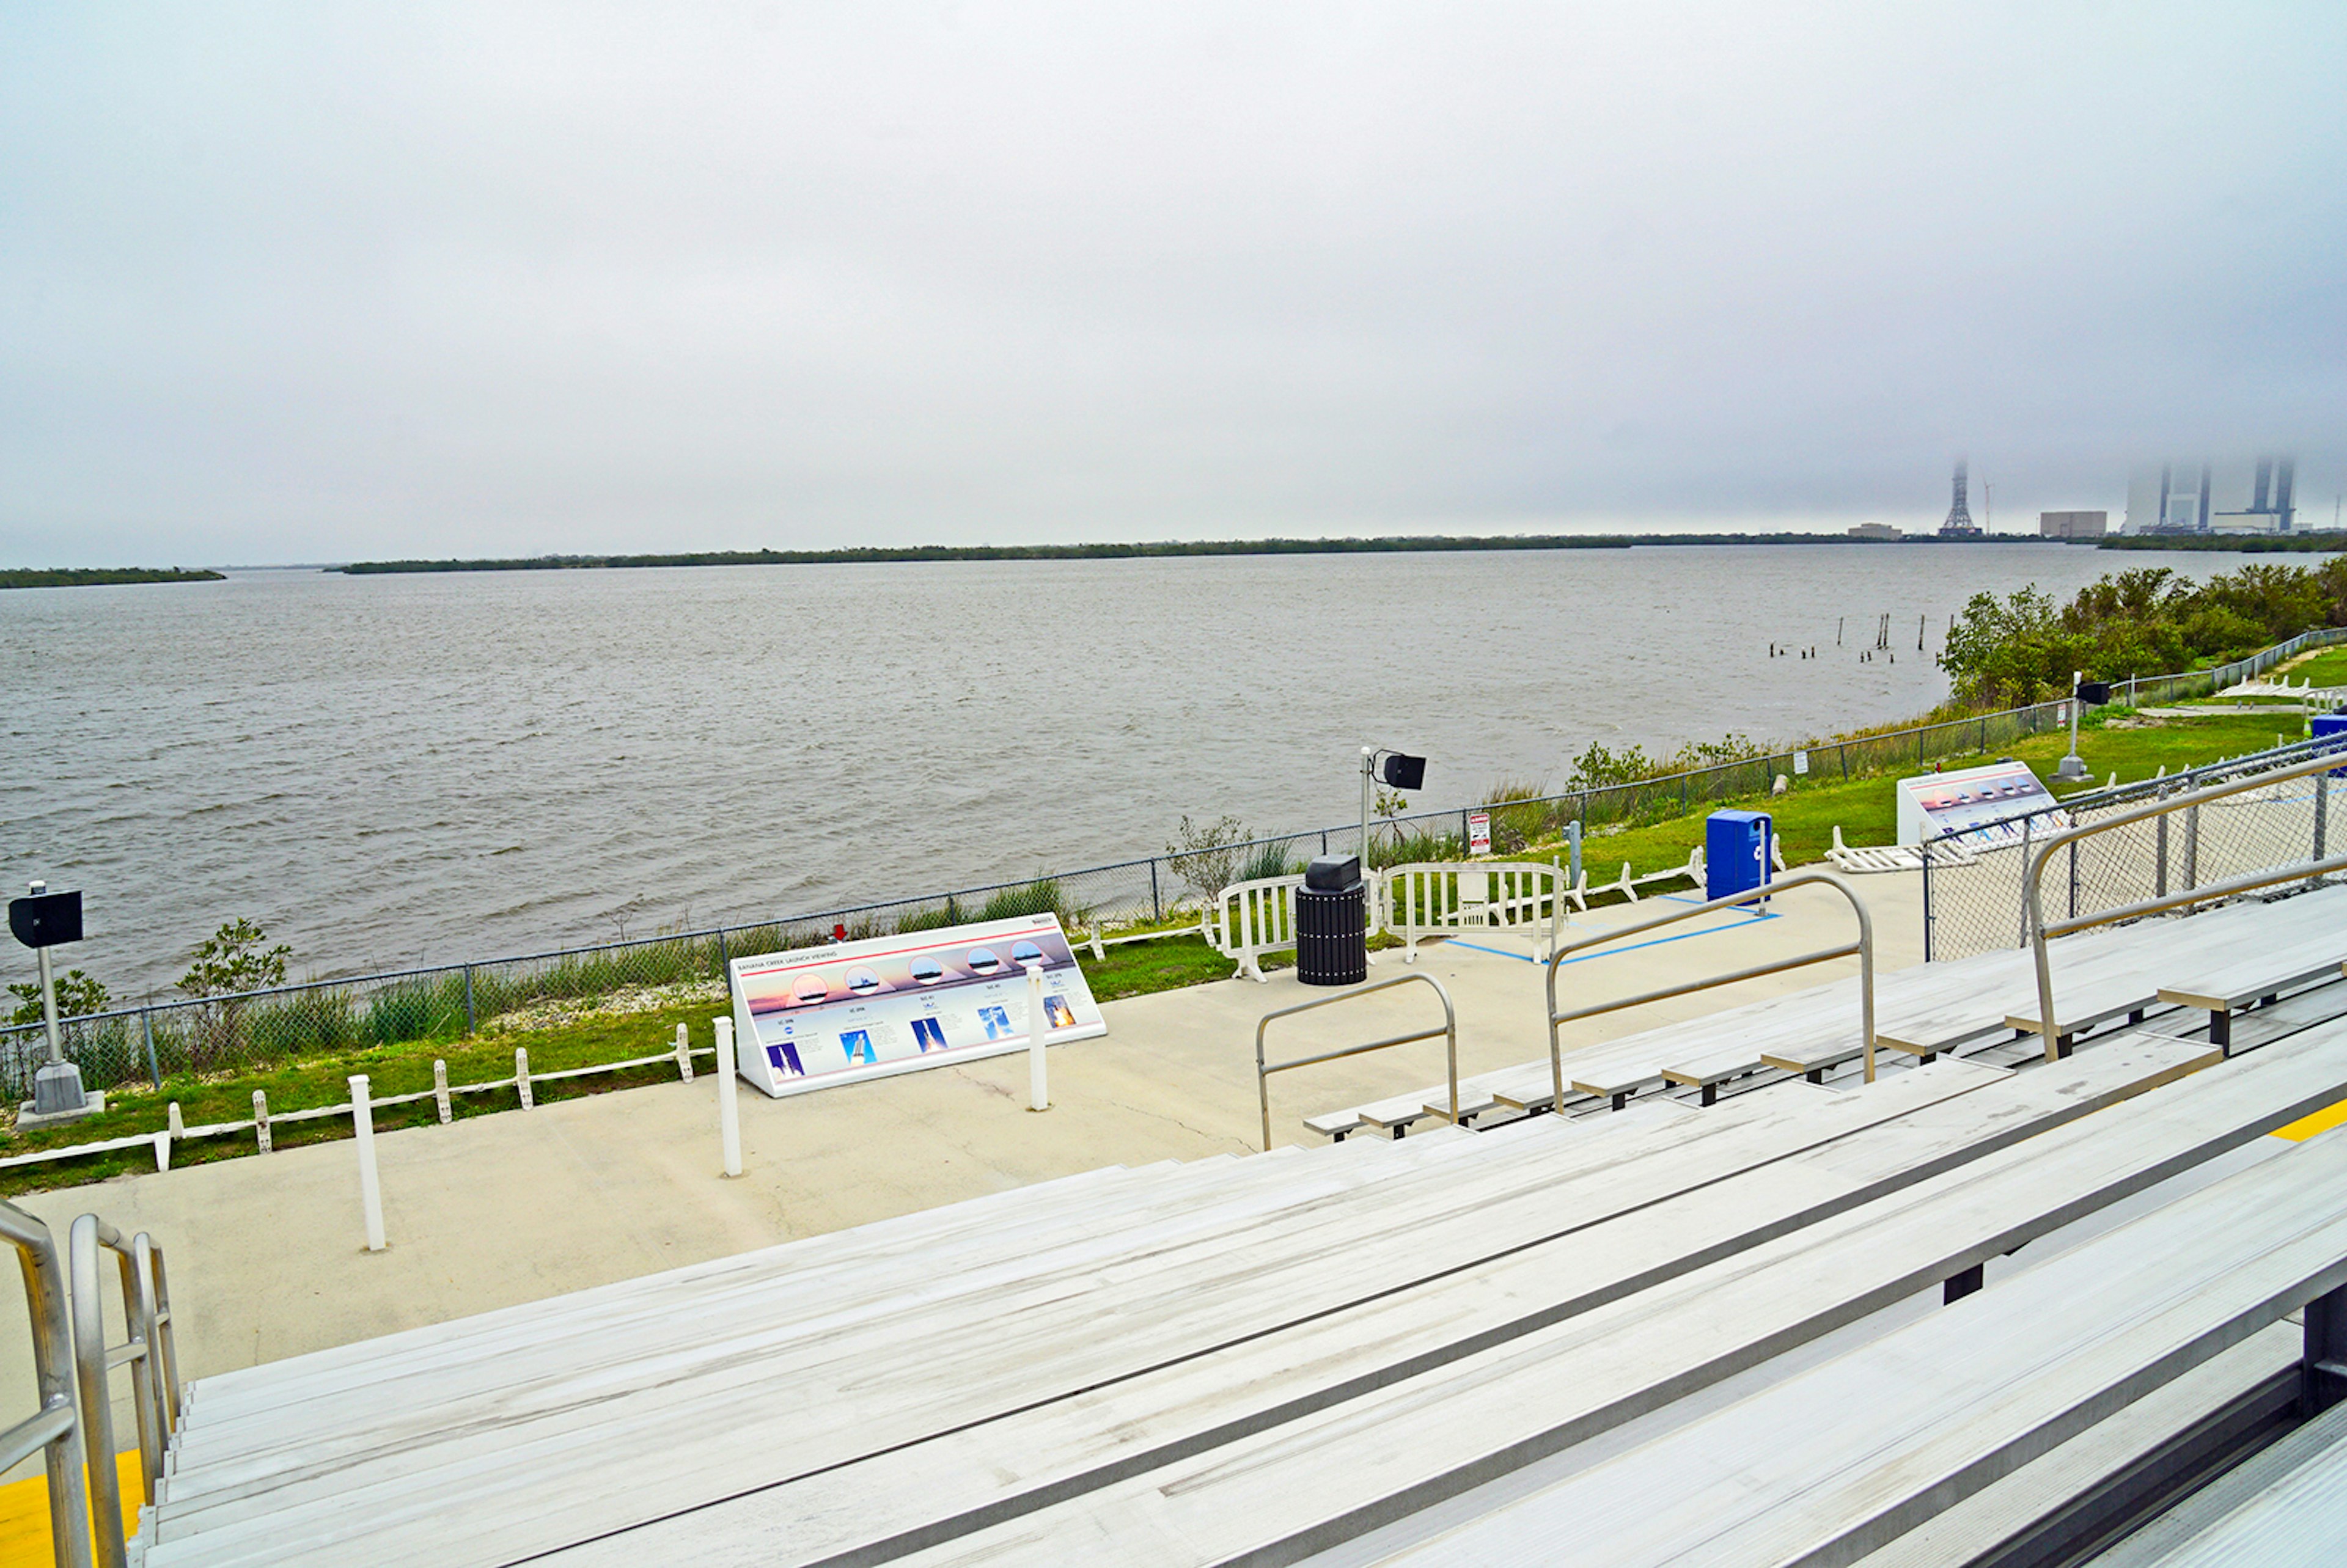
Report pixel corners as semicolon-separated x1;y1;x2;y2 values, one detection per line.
1445;907;1779;965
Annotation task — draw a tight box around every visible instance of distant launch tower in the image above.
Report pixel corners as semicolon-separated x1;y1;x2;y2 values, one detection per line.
1940;459;1981;537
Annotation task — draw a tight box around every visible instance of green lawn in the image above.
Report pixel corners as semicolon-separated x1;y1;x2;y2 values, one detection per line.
2286;647;2347;687
0;706;2302;1195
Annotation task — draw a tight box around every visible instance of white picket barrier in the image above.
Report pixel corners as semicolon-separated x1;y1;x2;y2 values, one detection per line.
1203;874;1307;982
1381;862;1568;962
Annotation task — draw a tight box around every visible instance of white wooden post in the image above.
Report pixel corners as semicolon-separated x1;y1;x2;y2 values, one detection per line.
1027;964;1049;1112
166;1101;184;1142
714;1017;743;1178
151;1131;170;1173
432;1059;450;1124
253;1090;271;1154
674;1022;694;1082
515;1047;534;1110
350;1074;386;1253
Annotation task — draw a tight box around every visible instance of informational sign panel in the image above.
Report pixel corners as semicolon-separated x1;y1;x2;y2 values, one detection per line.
1792;749;1810;777
727;913;1107;1099
1466;811;1492;857
1896;760;2070;847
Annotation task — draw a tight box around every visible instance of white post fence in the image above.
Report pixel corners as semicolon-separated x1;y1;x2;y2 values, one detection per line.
349;1074;386;1253
1381;862;1568;963
714;1017;743;1178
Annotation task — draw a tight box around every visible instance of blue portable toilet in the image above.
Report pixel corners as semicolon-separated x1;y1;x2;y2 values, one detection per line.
1706;810;1773;903
2313;713;2347;775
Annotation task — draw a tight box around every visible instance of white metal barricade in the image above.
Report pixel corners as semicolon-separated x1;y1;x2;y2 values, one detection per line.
1204;874;1306;982
1381;862;1567;962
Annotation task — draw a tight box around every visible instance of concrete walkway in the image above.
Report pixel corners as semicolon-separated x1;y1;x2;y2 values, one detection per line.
0;874;1922;1477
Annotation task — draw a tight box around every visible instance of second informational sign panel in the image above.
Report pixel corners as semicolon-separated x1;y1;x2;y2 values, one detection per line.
727;914;1107;1099
1467;811;1492;857
1896;760;2070;847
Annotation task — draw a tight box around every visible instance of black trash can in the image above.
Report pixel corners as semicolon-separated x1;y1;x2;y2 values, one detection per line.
1296;853;1368;986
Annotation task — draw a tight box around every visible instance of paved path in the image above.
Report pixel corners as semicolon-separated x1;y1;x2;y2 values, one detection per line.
0;873;1922;1479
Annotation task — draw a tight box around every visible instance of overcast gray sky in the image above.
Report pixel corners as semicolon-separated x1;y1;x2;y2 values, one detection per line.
4;2;2343;565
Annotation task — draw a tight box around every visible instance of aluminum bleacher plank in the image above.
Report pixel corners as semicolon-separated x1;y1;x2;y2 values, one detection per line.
820;1028;2347;1568
196;1046;2228;1568
1373;1127;2347;1567
156;1083;1867;1479
1849;1322;2302;1568
143;1063;2045;1564
2087;1393;2347;1567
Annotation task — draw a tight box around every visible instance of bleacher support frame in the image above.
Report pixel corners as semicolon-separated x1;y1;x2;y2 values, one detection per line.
1544;867;1878;1108
1255;973;1456;1151
2024;748;2347;1064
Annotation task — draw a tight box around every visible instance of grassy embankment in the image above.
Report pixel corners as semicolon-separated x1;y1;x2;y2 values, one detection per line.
0;706;2299;1195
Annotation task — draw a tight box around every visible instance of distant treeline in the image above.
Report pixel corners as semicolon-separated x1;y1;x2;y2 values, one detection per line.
331;532;2038;575
0;567;225;590
2100;532;2347;554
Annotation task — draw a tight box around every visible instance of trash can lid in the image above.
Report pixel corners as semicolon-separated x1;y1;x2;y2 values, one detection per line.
1305;853;1362;892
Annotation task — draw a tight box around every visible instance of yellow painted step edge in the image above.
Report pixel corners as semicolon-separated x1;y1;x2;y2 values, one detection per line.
0;1449;141;1568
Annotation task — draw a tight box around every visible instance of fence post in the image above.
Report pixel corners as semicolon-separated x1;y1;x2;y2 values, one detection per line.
253;1090;271;1154
142;1007;161;1090
432;1060;450;1124
1568;819;1582;890
717;928;730;978
167;1102;183;1143
463;966;475;1036
2315;772;2330;885
714;1017;743;1177
2018;816;2033;948
1151;859;1163;923
350;1075;386;1252
1922;841;1933;962
515;1048;534;1110
674;1021;694;1082
153;1130;170;1172
1027;964;1050;1112
1839;744;1849;779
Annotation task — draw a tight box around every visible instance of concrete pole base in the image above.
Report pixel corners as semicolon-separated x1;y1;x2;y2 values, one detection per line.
19;1061;104;1127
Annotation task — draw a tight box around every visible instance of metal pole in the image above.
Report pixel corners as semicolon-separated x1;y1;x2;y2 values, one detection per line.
1026;963;1049;1112
1568;819;1582;890
142;1007;161;1089
1150;859;1162;923
463;965;475;1036
35;945;61;1067
714;1017;743;1177
1359;747;1374;870
350;1075;386;1252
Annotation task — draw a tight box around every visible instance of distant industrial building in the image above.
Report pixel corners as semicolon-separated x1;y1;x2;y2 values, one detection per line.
2123;458;2296;534
1939;459;1982;537
1848;522;1902;541
2040;510;2107;540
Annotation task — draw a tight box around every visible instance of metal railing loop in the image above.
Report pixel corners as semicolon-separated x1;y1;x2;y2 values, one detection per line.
1255;973;1457;1151
2022;746;2347;1064
1546;867;1878;1104
0;1201;93;1568
70;1215;183;1568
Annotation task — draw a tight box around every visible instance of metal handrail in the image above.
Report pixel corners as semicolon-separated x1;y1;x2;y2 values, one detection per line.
70;1215;181;1568
1546;866;1878;1102
0;1201;93;1568
1255;973;1457;1151
2022;747;2347;1064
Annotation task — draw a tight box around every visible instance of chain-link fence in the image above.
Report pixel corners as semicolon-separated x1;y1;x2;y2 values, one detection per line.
1922;733;2347;963
9;627;2342;1100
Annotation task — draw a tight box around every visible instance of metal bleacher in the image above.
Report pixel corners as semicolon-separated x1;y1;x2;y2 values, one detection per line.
37;752;2347;1564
